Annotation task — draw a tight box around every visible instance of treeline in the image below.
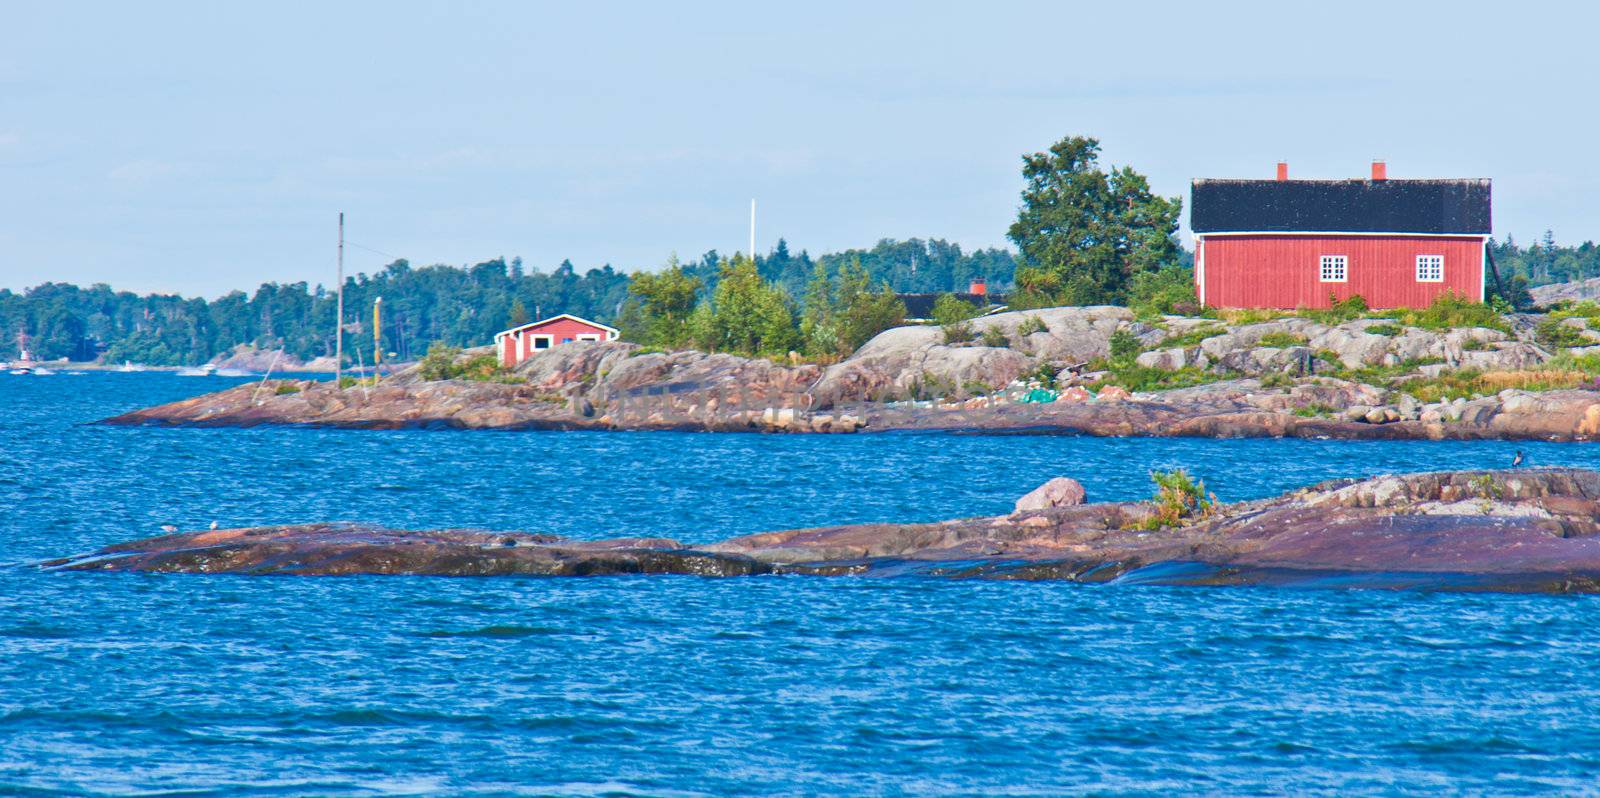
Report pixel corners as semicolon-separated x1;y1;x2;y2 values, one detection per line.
1493;233;1600;287
0;239;1013;364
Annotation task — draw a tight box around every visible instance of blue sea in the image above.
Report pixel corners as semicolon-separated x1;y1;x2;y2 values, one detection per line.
5;373;1600;795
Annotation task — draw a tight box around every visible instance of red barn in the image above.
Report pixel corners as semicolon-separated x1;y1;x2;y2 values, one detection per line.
493;314;620;367
1191;162;1492;309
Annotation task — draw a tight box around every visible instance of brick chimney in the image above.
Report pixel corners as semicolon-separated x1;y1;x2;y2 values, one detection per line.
969;278;987;297
1276;161;1289;181
1371;160;1387;181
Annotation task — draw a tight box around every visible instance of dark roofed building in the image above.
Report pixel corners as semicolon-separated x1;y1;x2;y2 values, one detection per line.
1191;161;1492;309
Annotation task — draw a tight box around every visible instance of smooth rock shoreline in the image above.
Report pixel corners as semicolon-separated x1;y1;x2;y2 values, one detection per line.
45;469;1600;594
100;376;1600;441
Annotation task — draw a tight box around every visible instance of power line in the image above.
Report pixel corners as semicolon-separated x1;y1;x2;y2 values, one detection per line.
344;240;401;261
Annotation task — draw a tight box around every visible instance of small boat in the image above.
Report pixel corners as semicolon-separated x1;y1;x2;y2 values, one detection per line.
8;331;44;375
175;364;218;377
117;361;146;373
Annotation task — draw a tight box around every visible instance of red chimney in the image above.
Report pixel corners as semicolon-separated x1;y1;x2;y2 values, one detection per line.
969;279;987;297
1276;162;1289;181
1371;160;1387;181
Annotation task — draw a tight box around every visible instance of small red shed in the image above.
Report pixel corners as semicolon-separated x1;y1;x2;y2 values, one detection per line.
1191;162;1492;309
493;314;620;368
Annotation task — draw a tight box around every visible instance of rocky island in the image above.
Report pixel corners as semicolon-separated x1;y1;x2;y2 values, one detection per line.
103;304;1600;441
45;468;1600;594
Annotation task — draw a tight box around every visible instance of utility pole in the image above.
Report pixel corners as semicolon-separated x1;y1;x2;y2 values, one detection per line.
749;199;756;264
373;296;383;377
335;212;345;386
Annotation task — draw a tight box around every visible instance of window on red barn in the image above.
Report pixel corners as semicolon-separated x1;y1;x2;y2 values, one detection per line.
1416;255;1444;282
1319;255;1347;283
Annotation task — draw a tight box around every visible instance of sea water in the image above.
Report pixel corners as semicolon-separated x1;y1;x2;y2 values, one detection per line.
4;373;1600;795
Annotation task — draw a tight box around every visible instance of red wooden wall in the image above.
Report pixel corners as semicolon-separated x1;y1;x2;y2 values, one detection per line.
499;318;616;366
1197;234;1486;309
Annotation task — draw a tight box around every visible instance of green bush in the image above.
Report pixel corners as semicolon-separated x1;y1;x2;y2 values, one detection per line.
1365;323;1402;337
1536;318;1590;349
1129;468;1215;530
1127;266;1201;319
415;341;519;383
274;383;301;395
1390;293;1509;332
1298;294;1369;324
980;327;1009;347
933;294;979;344
1017;315;1048;336
1108;329;1143;365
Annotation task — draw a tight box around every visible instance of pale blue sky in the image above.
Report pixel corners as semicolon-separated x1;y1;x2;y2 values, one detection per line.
2;1;1595;296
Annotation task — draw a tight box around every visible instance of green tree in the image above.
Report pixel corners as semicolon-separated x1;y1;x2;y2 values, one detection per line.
628;255;703;348
507;298;530;328
1007;135;1182;306
702;254;798;355
833;258;905;353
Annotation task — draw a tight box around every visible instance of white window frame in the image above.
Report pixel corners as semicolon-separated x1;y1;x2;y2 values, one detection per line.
531;334;553;350
575;333;602;342
1319;255;1348;283
1416;254;1444;283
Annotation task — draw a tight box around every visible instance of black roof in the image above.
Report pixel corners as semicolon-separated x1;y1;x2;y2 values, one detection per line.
1191;178;1491;235
897;292;996;320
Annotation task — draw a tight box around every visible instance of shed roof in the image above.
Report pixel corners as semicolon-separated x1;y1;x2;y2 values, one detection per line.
1191;178;1491;235
493;313;618;340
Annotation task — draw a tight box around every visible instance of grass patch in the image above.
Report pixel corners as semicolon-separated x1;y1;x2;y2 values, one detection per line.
1090;361;1222;392
1297;295;1370;325
1292;403;1338;418
273;383;301;395
1160;324;1226;348
1365;323;1402;337
1214;308;1291;325
1399;368;1595;403
1256;331;1308;348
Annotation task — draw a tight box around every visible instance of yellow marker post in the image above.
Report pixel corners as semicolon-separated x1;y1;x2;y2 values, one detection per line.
373;296;383;377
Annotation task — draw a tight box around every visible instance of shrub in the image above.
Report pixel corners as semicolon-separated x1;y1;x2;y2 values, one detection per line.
980;327;1009;347
1108;329;1143;365
1260;372;1294;388
1022;361;1060;385
1256;331;1308;348
1131;468;1215;530
1365;323;1402;337
1017;315;1048;336
1391;293;1509;332
933;294;979;344
414;341;520;383
1298;294;1369;324
417;342;465;381
1127;266;1201;319
274;383;301;395
1536;318;1590;349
